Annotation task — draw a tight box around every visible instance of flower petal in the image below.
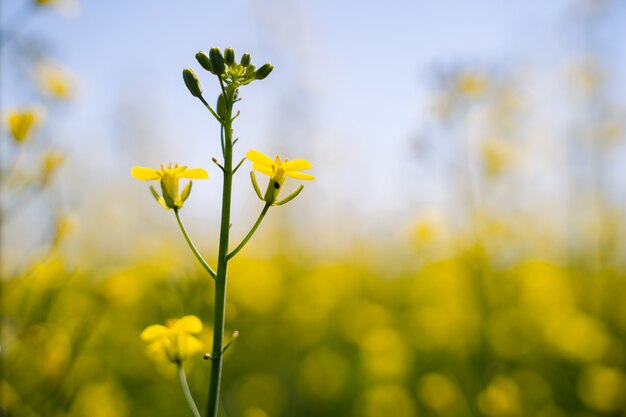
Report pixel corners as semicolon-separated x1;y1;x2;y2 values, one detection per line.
174;315;203;334
285;171;315;180
246;150;274;167
282;159;313;171
252;163;273;177
183;335;204;356
131;166;161;180
140;325;169;342
179;167;209;179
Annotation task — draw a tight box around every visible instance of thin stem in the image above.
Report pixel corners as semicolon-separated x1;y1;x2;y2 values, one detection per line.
206;89;235;417
232;157;246;175
218;78;230;110
174;208;216;280
227;203;270;260
198;95;222;123
178;364;202;417
220;125;225;157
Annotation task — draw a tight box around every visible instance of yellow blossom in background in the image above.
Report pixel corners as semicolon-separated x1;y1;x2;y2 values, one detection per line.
4;108;43;142
131;164;208;209
140;315;204;364
33;0;80;17
456;71;488;97
35;61;75;100
570;61;603;92
40;151;65;186
480;138;513;178
247;149;314;204
577;365;626;413
52;213;77;246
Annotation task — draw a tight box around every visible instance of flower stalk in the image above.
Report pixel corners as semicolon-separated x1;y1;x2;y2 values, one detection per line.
206;83;235;417
178;365;202;417
134;47;313;417
174;208;216;280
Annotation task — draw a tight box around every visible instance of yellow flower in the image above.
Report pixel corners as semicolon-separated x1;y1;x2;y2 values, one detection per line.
40;151;65;186
140;315;204;364
33;0;79;16
456;72;488;97
35;61;74;100
131;163;208;210
4;108;43;142
246;150;314;205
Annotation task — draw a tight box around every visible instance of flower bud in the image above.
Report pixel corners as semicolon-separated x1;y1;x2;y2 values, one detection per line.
182;68;202;97
196;51;214;73
244;64;256;79
217;93;228;119
209;48;225;75
255;63;274;80
224;48;235;66
240;53;251;67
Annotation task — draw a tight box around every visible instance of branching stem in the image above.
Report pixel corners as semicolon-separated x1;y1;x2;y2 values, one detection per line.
174;208;216;280
227;203;270;260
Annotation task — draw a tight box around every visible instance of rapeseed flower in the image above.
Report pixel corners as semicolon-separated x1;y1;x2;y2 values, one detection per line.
140;315;204;364
35;61;74;100
246;150;314;205
40;151;65;186
131;164;208;210
4;108;43;142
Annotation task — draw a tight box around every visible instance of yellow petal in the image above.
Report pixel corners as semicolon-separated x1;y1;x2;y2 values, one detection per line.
246;150;274;167
174;315;203;334
174;165;188;174
140;325;169;342
285;171;315;180
252;163;273;177
6;110;42;142
183;335;204;356
282;159;313;171
179;167;209;179
131;166;161;180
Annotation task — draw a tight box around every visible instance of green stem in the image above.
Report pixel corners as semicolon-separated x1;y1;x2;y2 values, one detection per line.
218;78;230;110
227;203;270;261
174;208;216;280
178;364;202;417
198;95;222;124
206;89;235;417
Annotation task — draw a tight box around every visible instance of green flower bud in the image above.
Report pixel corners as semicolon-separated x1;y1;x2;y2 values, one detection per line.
217;94;227;119
224;48;235;66
182;68;202;97
196;51;214;73
255;63;274;80
209;48;225;75
240;53;251;67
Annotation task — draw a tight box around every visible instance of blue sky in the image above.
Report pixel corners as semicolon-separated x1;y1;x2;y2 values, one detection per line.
2;0;625;253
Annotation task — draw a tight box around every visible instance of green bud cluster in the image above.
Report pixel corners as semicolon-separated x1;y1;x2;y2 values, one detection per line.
185;47;274;97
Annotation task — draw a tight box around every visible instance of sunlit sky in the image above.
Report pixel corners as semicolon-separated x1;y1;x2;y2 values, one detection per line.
2;0;625;254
